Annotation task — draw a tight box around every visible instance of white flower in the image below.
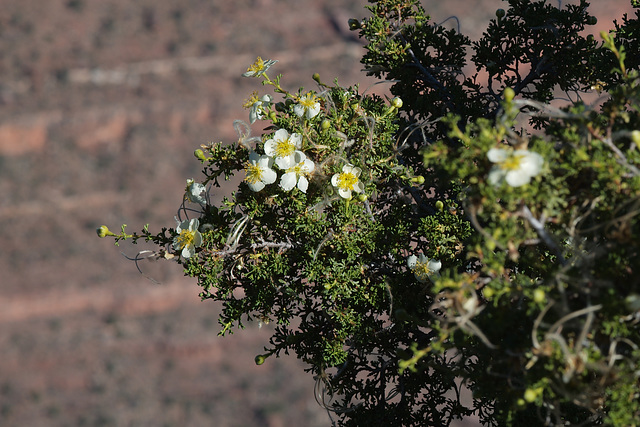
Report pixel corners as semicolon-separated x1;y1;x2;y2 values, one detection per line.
293;93;321;119
185;178;207;205
264;129;302;168
245;93;272;124
487;147;544;187
407;254;442;283
242;57;278;77
173;218;203;258
244;151;277;192
331;164;364;199
279;151;315;193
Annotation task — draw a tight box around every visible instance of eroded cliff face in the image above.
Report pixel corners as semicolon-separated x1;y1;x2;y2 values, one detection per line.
0;0;631;425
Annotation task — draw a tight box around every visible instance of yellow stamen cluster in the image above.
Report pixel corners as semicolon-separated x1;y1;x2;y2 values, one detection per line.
275;139;295;158
502;154;524;171
337;172;358;190
246;57;266;74
175;229;196;250
243;91;260;109
412;262;433;282
298;94;319;108
244;162;263;184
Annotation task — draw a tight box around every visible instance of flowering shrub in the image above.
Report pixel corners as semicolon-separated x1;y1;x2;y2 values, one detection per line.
98;0;640;425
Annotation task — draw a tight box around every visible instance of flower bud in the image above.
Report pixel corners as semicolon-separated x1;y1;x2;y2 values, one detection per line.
348;18;361;30
194;149;207;161
411;175;425;185
586;16;597;25
533;288;545;303
503;87;515;102
96;225;113;238
435;200;444;212
391;97;403;109
312;73;321;84
496;8;506;19
268;111;277;121
254;354;266;365
631;130;640;145
356;194;368;202
524;387;540;403
321;119;331;130
482;286;494;299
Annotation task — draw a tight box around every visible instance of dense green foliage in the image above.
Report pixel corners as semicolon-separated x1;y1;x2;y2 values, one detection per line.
99;1;640;425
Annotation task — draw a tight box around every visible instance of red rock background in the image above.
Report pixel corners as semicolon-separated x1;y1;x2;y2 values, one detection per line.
0;1;633;425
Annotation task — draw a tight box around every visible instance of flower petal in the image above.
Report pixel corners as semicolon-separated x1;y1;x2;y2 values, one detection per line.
407;255;417;268
293;104;304;118
487;167;505;185
290;133;302;149
303;158;315;173
248;181;266;192
276;155;295;170
262;168;277;185
338;188;352;199
517;151;544;176
505;170;531;187
307;103;321;119
297;176;309;193
487;148;508;163
280;172;297;191
428;259;442;273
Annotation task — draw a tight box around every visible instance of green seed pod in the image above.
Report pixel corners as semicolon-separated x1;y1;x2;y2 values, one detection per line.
503;87;515;102
194;148;207;161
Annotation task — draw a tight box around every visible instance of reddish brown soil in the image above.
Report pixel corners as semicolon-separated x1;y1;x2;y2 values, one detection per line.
0;0;633;425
